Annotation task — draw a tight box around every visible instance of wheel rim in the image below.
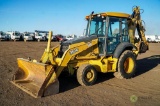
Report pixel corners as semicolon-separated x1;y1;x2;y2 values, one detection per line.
124;57;134;73
85;69;94;82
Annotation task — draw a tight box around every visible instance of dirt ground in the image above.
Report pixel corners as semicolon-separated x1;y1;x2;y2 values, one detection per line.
0;41;160;106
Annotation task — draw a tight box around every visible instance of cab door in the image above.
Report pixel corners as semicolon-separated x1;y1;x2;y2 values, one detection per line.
107;17;129;54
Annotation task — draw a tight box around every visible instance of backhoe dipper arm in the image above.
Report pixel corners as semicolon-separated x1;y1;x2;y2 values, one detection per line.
129;6;149;52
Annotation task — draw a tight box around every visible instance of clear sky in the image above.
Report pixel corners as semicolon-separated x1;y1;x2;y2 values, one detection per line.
0;0;160;36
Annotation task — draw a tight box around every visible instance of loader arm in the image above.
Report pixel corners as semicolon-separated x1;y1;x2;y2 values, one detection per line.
40;31;60;65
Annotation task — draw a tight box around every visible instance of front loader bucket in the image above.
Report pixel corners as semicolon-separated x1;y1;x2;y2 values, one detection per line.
11;58;59;98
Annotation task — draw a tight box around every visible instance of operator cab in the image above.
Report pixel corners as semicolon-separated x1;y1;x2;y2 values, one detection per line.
85;12;130;56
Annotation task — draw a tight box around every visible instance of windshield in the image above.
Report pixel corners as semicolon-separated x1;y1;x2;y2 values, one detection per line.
39;33;47;36
14;32;20;36
24;34;30;36
38;33;43;36
87;16;106;37
0;32;5;36
67;35;72;38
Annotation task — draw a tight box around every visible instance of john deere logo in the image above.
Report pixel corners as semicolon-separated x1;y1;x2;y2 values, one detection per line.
130;95;138;103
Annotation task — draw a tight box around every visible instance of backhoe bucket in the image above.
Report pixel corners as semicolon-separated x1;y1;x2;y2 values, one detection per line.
11;58;59;98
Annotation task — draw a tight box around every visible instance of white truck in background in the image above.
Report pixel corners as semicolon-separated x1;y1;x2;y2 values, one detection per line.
66;34;77;40
34;30;48;42
135;34;160;43
155;35;160;43
23;32;34;42
6;31;21;41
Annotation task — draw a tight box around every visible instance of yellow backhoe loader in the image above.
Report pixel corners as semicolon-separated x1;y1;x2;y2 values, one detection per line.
11;6;148;98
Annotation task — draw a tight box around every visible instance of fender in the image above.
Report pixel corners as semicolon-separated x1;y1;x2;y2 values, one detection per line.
113;42;137;58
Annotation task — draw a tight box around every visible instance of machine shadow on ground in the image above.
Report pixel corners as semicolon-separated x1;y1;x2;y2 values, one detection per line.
58;72;115;93
58;74;79;93
58;55;160;93
136;55;160;76
58;61;118;93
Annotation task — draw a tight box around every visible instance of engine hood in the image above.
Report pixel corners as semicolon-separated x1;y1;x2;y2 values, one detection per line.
61;35;97;45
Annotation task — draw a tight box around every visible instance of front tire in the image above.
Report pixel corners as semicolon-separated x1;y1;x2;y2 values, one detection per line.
114;50;136;79
77;64;97;86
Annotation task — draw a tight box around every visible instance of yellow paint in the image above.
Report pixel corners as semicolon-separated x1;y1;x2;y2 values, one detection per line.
12;58;54;98
86;12;130;19
89;57;118;73
86;69;95;82
124;57;134;73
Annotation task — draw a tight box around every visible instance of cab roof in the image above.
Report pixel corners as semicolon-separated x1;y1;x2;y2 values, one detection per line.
86;12;130;19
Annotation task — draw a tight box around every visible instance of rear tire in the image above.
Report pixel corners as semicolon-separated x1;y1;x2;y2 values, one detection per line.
77;64;97;86
114;50;136;79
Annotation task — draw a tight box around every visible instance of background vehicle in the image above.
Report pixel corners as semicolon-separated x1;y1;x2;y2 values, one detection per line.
53;34;67;42
0;31;10;41
66;34;77;40
136;35;160;43
155;35;160;43
155;39;160;43
34;30;48;42
5;34;10;40
11;6;148;98
6;31;21;41
23;32;34;42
